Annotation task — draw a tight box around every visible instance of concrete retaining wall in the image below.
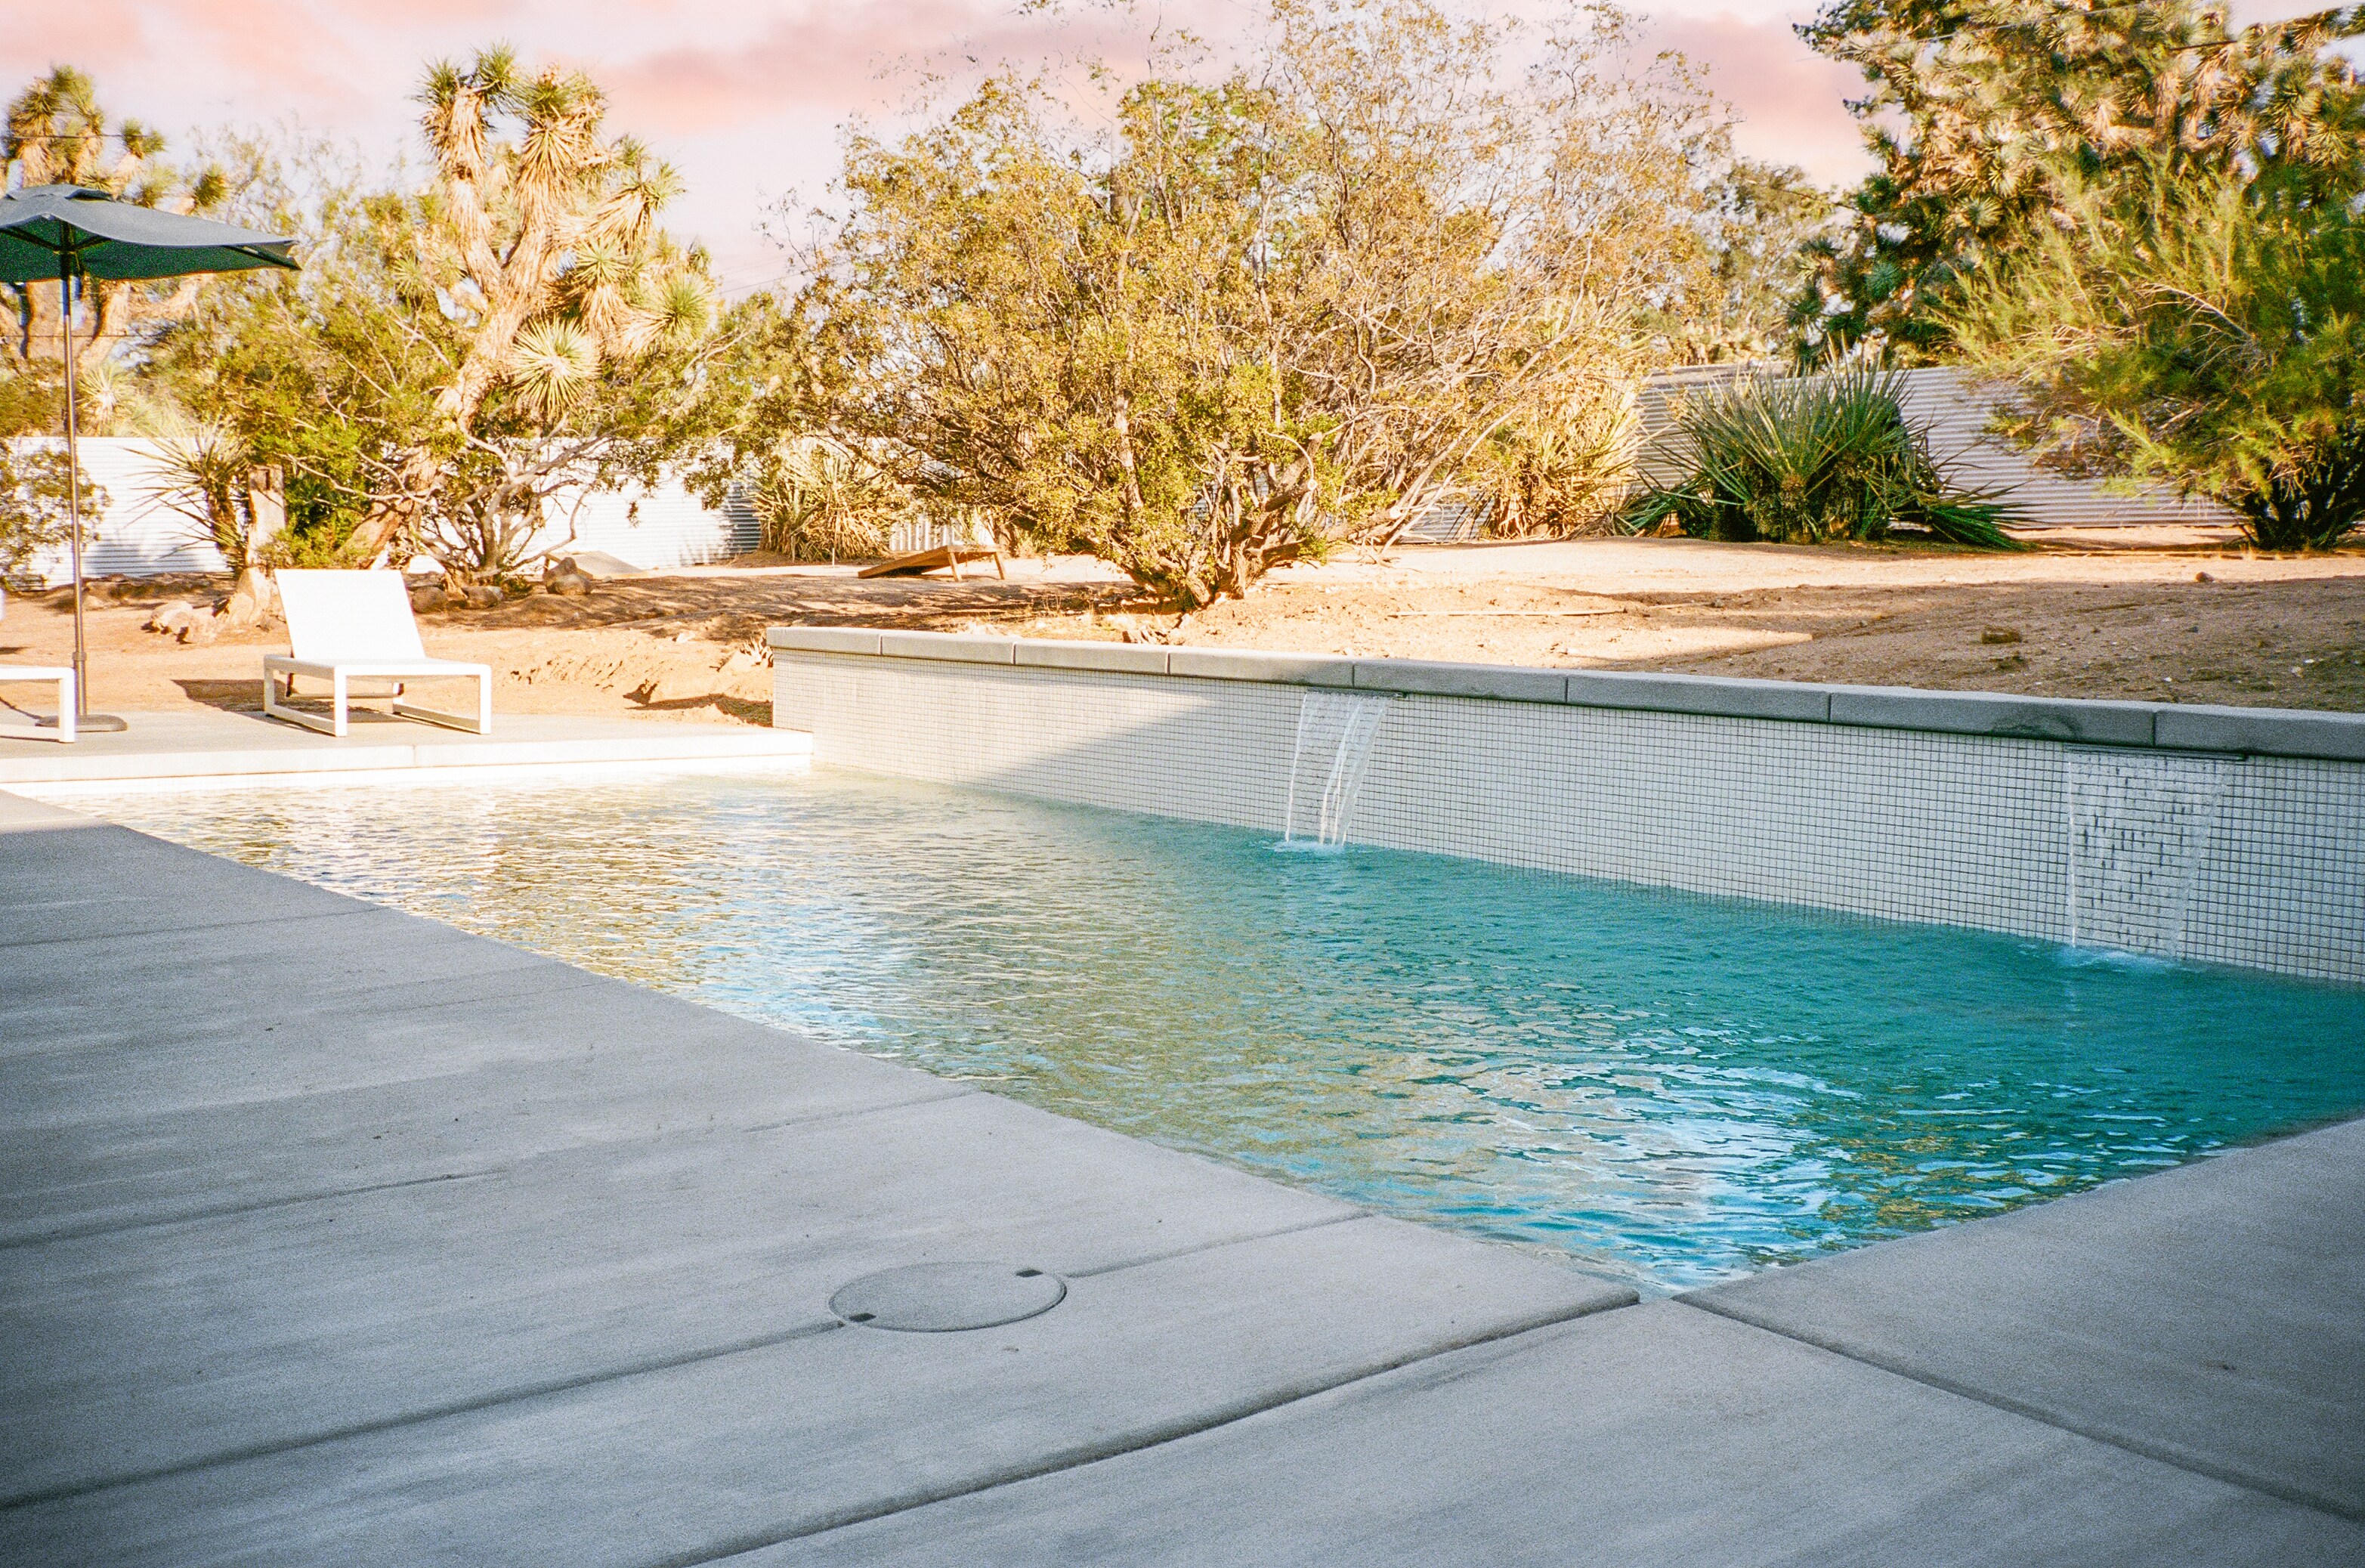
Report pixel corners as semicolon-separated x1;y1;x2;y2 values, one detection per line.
768;629;2365;984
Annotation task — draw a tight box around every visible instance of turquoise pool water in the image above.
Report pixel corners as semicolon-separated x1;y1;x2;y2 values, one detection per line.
79;768;2365;1291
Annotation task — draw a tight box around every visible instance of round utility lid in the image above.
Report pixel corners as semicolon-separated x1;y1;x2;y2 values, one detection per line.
828;1262;1067;1331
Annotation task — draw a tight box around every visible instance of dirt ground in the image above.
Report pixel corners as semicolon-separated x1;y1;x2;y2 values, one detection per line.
7;528;2363;727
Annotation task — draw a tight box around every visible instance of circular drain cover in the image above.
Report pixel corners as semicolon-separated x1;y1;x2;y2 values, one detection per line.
829;1263;1067;1332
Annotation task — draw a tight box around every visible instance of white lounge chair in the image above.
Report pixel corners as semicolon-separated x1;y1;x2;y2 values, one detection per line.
0;589;75;742
264;570;491;738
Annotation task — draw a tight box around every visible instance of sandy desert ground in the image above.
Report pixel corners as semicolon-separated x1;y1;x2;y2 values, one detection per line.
5;530;2361;728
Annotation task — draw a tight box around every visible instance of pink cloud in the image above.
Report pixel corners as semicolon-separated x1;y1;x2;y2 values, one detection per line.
9;1;1874;281
1643;11;1873;187
600;1;1152;135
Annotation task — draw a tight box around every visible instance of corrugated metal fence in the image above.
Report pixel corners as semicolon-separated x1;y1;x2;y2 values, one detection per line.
1630;365;2239;529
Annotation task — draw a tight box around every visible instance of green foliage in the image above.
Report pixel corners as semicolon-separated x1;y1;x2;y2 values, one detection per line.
147;61;737;580
0;444;106;589
0;364;59;438
1793;0;2365;363
1622;367;2023;547
798;1;1793;605
1946;164;2365;550
746;437;909;561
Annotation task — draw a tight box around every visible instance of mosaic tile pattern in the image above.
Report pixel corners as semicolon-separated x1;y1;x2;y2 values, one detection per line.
774;653;2365;982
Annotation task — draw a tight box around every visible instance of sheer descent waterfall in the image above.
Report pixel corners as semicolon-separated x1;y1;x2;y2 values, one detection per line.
1285;691;1390;846
2065;750;2234;959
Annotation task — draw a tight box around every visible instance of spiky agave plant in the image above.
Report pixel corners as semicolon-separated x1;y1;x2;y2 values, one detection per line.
1624;367;2023;548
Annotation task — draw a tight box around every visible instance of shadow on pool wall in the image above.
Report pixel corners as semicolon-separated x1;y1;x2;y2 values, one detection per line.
769;629;2365;985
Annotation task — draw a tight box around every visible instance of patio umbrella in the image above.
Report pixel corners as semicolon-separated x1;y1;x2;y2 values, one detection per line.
1;184;298;731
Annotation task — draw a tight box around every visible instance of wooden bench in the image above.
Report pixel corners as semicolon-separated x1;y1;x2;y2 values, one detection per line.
857;545;1006;581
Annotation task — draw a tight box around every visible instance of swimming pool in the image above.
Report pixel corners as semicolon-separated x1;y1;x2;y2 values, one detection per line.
73;768;2365;1292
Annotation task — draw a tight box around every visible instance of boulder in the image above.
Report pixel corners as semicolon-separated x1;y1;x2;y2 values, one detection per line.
410;583;450;613
547;572;590;598
144;601;199;634
233;566;277;614
462;583;503;610
220;589;261;628
178;612;222;646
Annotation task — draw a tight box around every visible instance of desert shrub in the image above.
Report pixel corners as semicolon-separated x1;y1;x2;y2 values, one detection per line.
748;437;908;561
1946;165;2365;552
1622;367;2020;548
0;445;107;589
1476;387;1640;538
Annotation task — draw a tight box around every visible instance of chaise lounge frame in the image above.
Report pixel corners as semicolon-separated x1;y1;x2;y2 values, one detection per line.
0;665;75;743
262;570;492;738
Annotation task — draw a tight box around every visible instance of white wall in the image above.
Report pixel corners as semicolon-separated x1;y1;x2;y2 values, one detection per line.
8;438;753;585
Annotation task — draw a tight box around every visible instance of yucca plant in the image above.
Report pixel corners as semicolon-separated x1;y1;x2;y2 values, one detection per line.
749;436;910;562
1623;367;2023;548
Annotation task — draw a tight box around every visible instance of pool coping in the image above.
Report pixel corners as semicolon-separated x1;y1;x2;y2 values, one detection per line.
0;710;812;790
766;626;2365;762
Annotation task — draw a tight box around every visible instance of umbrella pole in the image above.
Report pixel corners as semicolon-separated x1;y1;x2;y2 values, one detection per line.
53;261;125;734
63;265;87;719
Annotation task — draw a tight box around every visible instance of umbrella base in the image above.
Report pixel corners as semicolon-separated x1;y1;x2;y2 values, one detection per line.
38;713;128;733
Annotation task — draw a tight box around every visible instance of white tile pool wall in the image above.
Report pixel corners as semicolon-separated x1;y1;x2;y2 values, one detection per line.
773;650;2365;983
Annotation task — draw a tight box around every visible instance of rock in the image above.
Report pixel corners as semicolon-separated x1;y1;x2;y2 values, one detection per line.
547;573;590;598
462;584;503;610
145;601;199;634
220;589;261;628
2194;571;2215;583
178;613;222;646
410;583;450;613
233;566;277;617
1979;626;2023;645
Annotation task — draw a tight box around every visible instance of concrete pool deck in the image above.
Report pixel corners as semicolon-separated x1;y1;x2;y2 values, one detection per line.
0;708;806;791
1;790;2358;1565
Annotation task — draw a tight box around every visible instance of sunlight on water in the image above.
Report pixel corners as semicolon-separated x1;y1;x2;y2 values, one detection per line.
73;768;2365;1293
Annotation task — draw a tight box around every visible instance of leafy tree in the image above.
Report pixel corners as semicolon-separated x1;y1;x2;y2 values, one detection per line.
1;66;229;432
1793;0;2365;363
322;48;728;576
1946;163;2364;549
796;0;1779;606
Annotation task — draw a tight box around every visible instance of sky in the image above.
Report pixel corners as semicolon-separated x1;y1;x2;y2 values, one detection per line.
0;0;2126;293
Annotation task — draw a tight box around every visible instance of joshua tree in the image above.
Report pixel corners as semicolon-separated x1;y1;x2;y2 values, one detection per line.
342;48;717;569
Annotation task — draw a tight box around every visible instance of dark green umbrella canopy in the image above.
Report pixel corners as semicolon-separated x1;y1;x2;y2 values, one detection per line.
5;183;298;731
0;183;297;283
